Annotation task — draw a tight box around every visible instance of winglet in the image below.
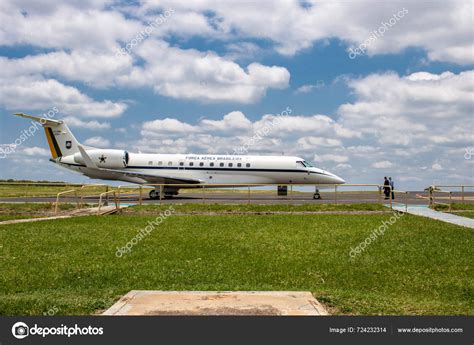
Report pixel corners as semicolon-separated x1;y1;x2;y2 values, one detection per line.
13;113;62;127
78;145;96;168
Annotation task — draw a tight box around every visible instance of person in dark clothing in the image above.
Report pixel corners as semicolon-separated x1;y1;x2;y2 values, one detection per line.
383;176;390;199
389;177;395;200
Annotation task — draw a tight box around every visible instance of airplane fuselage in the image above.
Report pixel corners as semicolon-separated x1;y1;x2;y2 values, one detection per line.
58;152;345;186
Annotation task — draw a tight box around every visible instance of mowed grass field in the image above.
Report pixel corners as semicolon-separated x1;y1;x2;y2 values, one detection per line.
0;209;472;316
122;203;387;214
432;203;474;219
0;203;83;222
0;184;85;198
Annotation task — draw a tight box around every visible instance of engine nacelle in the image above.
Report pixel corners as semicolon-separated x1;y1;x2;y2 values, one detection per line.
74;149;129;169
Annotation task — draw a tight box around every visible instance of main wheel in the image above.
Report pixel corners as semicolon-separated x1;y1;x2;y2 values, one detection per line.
149;190;158;199
313;193;321;200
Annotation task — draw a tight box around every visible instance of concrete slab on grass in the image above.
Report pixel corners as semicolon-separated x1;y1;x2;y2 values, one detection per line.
102;291;328;316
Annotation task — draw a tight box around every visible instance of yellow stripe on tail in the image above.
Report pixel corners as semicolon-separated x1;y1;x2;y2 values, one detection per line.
44;127;59;158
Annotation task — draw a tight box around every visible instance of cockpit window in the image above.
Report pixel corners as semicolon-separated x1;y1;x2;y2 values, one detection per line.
297;160;314;168
296;161;306;168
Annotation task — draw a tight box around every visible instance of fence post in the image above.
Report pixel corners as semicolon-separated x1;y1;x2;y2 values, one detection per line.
334;185;337;204
449;192;452;211
139;185;142;205
54;195;59;214
202;185;206;204
389;187;393;209
247;186;250;205
378;186;382;204
405;191;408;212
116;186;121;208
462;186;465;204
290;185;293;204
159;185;163;206
429;186;433;206
105;185;109;206
114;192;118;211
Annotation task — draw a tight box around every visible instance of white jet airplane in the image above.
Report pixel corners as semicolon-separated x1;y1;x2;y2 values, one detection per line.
14;113;345;199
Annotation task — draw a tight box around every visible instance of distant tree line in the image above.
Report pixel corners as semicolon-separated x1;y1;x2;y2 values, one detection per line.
0;179;66;183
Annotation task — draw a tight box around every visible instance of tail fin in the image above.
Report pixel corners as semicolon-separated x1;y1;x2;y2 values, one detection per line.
13;113;81;158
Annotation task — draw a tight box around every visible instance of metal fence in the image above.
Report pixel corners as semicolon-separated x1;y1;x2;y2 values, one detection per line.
113;183;409;209
429;185;474;210
2;181;472;214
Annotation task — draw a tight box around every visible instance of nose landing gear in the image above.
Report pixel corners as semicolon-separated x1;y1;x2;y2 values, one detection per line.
313;188;321;200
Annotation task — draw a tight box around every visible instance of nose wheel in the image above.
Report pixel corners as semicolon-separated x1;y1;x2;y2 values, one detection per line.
313;188;321;200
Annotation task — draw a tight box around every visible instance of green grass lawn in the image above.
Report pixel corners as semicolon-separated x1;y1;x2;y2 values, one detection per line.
1;212;472;316
0;214;43;222
0;184;128;198
433;203;474;211
431;203;474;219
0;203;88;222
450;211;474;219
123;203;387;214
0;184;83;198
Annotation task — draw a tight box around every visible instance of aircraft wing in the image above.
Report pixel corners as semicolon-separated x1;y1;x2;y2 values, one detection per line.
99;168;203;185
77;145;202;185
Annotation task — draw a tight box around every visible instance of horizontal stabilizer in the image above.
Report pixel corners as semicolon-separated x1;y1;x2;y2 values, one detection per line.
13;113;62;127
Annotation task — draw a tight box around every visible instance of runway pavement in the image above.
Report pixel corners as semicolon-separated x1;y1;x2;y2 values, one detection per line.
2;191;471;206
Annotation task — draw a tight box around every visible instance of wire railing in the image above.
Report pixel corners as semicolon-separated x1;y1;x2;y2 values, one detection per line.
432;185;473;204
98;190;119;215
54;189;79;214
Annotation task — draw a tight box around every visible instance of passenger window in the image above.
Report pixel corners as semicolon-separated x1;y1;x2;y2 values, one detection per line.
199;162;204;166
189;162;194;166
220;162;224;167
246;163;251;167
168;161;172;166
210;162;214;167
148;161;153;165
237;163;242;167
158;161;163;166
228;163;233;167
179;162;184;166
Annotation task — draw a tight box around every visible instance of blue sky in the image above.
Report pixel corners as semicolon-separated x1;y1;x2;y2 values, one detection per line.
0;0;473;190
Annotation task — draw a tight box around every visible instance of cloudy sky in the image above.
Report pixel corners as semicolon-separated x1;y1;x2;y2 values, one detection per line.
0;0;472;189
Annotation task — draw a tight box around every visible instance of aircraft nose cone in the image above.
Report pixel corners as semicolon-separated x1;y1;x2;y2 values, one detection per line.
329;173;345;184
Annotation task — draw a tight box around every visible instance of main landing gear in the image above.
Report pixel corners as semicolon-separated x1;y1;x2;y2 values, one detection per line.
149;188;179;199
149;190;159;199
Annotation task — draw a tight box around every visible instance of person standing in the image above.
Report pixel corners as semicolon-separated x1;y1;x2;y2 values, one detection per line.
389;177;395;200
383;177;390;199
